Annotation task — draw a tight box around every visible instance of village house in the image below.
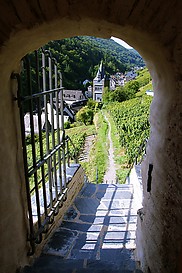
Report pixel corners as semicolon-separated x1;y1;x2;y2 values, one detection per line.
85;85;93;98
93;61;105;101
24;100;75;136
109;72;125;90
63;89;85;105
125;70;137;81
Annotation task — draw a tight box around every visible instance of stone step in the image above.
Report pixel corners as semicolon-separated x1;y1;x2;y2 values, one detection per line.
23;181;141;273
78;183;134;198
23;256;143;273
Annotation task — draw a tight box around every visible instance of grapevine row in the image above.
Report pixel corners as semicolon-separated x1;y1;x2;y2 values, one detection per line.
106;95;152;164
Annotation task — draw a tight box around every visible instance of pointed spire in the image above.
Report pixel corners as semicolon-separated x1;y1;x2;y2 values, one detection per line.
96;61;104;81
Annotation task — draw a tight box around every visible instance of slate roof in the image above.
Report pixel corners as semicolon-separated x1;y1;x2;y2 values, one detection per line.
63;90;85;101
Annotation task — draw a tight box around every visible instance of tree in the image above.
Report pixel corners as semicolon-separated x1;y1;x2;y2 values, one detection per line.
124;80;139;98
110;86;127;102
76;106;94;125
102;87;111;104
87;99;97;110
87;98;102;111
103;80;140;104
43;37;144;90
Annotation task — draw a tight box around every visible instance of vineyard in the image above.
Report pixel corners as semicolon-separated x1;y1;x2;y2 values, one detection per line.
106;94;152;164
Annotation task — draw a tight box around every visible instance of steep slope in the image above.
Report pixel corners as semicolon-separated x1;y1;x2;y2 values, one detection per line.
44;36;145;89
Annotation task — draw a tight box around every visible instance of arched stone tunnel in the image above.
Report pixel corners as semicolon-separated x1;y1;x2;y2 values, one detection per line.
0;1;182;273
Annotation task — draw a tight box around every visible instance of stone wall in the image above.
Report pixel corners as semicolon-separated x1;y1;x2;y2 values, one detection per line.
135;66;182;273
0;1;182;273
34;165;85;259
0;71;29;273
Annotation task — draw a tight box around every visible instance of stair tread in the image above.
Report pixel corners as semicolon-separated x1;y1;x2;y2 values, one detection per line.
23;177;143;273
23;256;143;273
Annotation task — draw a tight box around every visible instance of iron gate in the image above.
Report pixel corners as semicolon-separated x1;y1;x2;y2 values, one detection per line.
12;49;77;255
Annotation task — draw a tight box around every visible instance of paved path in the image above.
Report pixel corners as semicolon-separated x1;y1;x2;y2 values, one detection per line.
103;114;116;184
24;180;143;273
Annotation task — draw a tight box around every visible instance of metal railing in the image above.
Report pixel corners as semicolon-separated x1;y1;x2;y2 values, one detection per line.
12;49;78;255
135;138;148;165
65;135;78;167
125;138;148;183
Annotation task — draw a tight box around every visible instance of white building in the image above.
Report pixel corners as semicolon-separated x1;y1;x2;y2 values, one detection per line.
85;85;93;98
93;61;105;102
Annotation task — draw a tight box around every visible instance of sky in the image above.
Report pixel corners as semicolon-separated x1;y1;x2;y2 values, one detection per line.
111;36;132;49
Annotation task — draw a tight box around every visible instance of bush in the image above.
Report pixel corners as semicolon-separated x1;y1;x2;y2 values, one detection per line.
76;106;94;125
64;121;71;129
25;133;39;144
87;98;103;111
103;80;140;104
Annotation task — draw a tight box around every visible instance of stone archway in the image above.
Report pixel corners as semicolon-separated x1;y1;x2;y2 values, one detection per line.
0;2;182;273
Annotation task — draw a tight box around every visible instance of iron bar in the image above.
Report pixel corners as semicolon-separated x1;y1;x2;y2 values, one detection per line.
35;50;48;219
20;87;64;101
25;55;42;243
66;138;70;167
42;51;53;210
96;167;98;184
28;143;63;177
59;82;67;188
29;161;67;195
48;56;58;199
125;138;148;183
55;64;63;194
66;136;78;164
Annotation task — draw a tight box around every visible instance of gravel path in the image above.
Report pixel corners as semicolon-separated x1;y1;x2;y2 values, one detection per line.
78;114;117;184
78;135;95;162
103;114;117;184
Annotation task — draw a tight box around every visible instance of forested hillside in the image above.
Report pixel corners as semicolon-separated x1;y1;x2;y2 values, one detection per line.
43;36;145;90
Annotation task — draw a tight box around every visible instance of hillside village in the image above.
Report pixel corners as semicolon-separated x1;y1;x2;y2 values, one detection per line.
24;61;144;135
62;62;143;106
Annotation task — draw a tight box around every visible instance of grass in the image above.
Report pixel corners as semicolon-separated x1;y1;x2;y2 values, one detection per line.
65;124;95;158
136;82;153;97
26;124;95;191
103;109;130;183
81;111;109;183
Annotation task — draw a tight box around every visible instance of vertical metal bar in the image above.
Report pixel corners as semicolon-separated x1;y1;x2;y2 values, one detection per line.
55;64;63;194
96;167;98;184
35;50;48;218
42;51;53;209
59;78;67;188
25;55;42;242
48;56;58;200
13;72;35;255
66;139;70;167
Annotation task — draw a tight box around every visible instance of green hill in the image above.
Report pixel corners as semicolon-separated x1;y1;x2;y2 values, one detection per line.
44;36;145;90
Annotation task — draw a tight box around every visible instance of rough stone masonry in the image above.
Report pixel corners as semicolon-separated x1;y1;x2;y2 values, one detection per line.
0;1;182;273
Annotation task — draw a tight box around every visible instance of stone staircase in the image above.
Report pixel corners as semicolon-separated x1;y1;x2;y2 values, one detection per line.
24;255;142;273
23;177;143;273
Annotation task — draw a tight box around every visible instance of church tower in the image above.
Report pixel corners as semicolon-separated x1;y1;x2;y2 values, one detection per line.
93;61;105;101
